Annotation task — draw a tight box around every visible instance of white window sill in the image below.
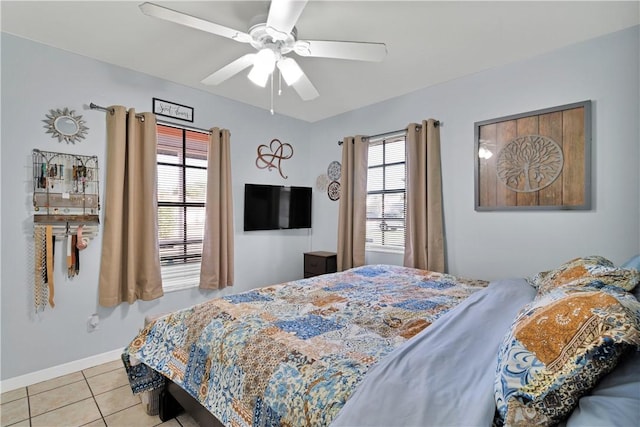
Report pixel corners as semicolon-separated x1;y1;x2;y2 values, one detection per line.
365;246;404;255
161;262;201;293
163;281;198;293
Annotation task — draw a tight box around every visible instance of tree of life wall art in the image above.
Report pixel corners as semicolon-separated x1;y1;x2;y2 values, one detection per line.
474;101;591;211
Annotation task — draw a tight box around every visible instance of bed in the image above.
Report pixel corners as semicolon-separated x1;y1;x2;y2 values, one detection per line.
122;257;640;426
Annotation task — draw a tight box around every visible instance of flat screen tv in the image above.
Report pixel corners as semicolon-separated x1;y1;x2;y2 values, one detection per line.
244;184;312;231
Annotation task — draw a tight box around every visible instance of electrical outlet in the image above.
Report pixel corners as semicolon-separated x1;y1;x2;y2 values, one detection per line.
87;313;100;332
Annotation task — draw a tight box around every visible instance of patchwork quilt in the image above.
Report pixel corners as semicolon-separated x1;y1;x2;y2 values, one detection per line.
122;264;487;427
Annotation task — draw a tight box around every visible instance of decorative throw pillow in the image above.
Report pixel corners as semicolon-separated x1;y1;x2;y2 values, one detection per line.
563;349;640;427
621;255;640;300
530;255;640;295
494;286;640;426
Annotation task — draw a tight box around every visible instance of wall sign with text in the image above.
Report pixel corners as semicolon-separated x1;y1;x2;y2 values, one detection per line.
152;98;194;122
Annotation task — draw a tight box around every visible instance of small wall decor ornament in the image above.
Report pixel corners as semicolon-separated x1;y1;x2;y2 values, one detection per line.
256;138;294;179
328;181;341;201
327;160;341;181
43;107;89;144
316;174;329;191
323;160;342;200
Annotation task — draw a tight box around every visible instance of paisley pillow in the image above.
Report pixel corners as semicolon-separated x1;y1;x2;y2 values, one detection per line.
530;255;640;295
563;349;640;427
621;255;640;300
494;286;640;426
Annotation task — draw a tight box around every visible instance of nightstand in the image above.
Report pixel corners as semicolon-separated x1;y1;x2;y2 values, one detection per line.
304;251;337;278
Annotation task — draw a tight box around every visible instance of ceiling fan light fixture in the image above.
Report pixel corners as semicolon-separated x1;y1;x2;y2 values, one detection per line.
254;48;277;72
247;64;271;87
248;48;277;87
277;57;303;85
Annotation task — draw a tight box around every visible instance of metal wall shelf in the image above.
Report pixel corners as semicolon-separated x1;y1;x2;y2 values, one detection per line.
32;149;100;221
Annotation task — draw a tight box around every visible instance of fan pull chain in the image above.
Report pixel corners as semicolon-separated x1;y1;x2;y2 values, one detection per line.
270;72;274;115
278;69;282;96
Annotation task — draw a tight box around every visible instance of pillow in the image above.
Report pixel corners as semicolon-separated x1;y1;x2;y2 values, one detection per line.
530;255;640;295
494;286;640;426
621;255;640;300
563;348;640;427
621;254;640;271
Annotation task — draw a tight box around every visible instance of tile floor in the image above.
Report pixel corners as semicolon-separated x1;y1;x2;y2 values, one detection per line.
0;359;198;427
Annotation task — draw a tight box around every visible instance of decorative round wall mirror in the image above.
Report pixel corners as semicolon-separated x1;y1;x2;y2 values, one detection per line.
43;107;89;144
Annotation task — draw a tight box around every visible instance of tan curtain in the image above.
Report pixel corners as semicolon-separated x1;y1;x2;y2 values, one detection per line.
404;119;445;272
99;106;163;306
199;128;234;289
337;136;368;271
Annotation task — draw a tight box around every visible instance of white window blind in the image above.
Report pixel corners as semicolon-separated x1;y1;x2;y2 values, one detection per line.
366;136;406;252
157;125;209;291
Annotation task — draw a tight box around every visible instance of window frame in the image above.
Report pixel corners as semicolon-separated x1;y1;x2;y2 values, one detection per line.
156;124;209;292
365;135;407;254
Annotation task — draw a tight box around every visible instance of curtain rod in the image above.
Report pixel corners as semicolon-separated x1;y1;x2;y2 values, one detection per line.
337;121;441;145
89;102;212;135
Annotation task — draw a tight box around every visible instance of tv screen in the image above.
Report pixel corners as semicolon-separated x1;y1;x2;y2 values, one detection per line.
244;184;312;231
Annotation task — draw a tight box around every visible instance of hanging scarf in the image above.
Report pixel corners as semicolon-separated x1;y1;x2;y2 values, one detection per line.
34;225;48;311
46;225;55;308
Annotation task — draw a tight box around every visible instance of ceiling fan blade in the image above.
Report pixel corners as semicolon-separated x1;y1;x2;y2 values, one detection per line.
266;0;308;41
291;71;319;101
139;2;252;43
201;54;256;86
295;40;387;62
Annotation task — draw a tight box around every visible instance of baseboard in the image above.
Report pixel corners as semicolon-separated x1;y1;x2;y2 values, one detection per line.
0;348;123;393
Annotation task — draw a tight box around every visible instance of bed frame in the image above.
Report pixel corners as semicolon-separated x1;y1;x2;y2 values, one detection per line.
159;380;223;426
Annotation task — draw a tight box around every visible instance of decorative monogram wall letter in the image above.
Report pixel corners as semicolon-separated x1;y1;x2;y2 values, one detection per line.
256;138;294;179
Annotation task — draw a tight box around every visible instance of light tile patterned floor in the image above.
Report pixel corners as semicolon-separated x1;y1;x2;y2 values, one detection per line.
0;360;198;427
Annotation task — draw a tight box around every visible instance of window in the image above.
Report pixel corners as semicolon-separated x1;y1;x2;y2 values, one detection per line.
156;125;209;291
365;136;406;252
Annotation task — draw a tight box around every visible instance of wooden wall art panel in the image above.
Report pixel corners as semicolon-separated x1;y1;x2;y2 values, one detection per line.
474;101;591;211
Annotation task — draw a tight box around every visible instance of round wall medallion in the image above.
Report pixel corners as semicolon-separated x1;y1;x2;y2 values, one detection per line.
496;134;564;192
316;174;329;191
327;181;341;201
327;160;341;181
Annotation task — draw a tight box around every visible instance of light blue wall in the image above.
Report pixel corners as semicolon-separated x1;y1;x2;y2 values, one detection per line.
1;33;313;380
309;25;640;279
2;25;639;381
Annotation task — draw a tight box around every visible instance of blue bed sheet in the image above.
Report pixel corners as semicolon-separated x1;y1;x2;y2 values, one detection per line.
331;278;537;427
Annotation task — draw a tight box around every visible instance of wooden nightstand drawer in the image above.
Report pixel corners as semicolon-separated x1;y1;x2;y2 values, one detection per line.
304;251;337;278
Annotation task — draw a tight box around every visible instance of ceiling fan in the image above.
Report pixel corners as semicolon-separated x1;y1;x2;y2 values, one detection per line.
139;0;387;101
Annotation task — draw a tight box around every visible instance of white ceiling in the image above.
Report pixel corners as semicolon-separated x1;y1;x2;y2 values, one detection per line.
2;1;639;122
